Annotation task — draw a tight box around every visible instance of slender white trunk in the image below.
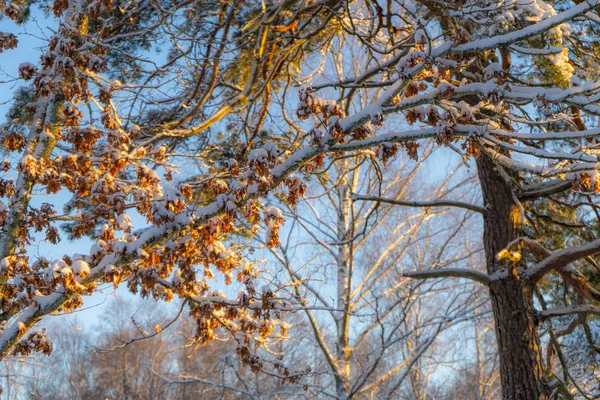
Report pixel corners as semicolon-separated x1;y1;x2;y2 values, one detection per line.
335;178;351;397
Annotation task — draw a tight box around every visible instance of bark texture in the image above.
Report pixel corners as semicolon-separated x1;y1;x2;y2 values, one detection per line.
477;155;550;400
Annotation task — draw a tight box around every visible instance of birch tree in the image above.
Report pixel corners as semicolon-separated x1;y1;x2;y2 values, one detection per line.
265;140;485;399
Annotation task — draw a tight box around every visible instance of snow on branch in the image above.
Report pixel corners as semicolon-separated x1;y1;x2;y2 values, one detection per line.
451;1;599;53
401;268;491;285
540;305;600;319
517;180;573;200
352;194;484;214
526;238;600;282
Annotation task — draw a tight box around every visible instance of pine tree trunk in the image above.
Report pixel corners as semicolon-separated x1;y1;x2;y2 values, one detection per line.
477;155;550;400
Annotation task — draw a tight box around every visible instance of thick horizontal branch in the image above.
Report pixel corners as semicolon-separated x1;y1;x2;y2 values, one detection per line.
508;45;564;55
540;305;600;320
452;0;599;53
352;194;484;214
401;268;491;285
526;237;600;282
507;238;600;303
330;127;442;152
517;180;573;201
484;126;600;141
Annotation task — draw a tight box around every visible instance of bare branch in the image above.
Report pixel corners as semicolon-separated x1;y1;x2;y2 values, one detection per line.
352;194;484;214
402;268;491;285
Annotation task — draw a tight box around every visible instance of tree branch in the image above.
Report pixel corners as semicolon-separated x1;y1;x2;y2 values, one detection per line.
352;194;484;214
401;268;491;285
526;237;600;282
540;305;600;320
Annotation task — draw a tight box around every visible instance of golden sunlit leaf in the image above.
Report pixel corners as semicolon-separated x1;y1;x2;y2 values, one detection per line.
79;16;89;35
497;249;521;263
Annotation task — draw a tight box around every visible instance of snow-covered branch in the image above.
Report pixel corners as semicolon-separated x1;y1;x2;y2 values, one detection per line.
540;305;600;319
526;238;600;282
352;194;484;214
402;268;491;285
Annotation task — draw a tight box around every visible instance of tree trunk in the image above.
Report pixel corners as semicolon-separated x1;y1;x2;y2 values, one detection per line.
477;155;550;400
335;175;352;398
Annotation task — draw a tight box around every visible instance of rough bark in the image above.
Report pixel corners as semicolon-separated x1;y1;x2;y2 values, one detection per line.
477;155;550;400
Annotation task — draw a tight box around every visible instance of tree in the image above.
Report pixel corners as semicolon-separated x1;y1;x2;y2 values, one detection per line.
268;143;484;398
22;300;178;400
2;0;600;399
11;298;288;399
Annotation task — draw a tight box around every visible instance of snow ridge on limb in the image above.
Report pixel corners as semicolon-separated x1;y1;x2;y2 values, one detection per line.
401;268;492;285
352;194;485;214
540;305;600;319
524;238;600;282
480;238;600;311
451;0;599;53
